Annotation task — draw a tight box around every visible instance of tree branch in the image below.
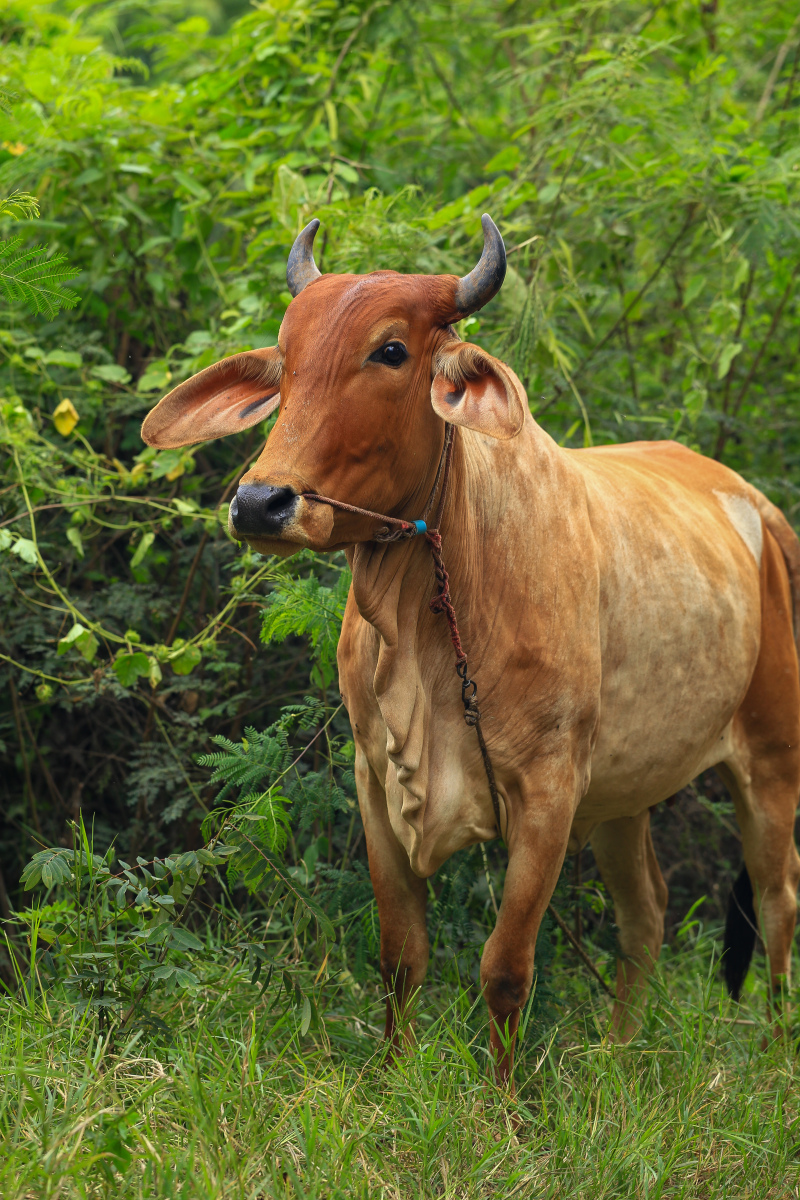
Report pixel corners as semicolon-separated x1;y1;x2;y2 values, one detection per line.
714;261;800;460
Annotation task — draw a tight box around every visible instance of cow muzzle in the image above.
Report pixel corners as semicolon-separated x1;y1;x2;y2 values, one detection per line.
230;484;298;536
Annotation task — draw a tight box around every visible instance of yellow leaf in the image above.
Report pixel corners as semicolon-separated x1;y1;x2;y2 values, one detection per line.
130;462;147;480
165;461;185;481
53;399;79;436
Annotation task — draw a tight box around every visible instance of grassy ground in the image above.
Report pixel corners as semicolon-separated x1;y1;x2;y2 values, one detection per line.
1;920;798;1200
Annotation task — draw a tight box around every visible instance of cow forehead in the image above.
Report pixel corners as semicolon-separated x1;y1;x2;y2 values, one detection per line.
278;271;458;356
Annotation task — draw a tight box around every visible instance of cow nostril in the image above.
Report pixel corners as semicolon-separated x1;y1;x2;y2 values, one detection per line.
230;484;298;535
264;486;295;516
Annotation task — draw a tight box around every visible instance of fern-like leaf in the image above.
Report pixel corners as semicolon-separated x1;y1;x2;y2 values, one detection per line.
0;190;39;220
0;234;79;317
261;571;350;677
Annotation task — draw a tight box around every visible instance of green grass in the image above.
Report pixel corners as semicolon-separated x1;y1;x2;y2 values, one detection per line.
1;924;798;1200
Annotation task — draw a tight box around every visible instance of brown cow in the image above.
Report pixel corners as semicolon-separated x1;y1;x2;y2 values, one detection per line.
142;216;800;1085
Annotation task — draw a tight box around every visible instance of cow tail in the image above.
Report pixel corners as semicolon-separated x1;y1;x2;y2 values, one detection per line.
723;865;756;1000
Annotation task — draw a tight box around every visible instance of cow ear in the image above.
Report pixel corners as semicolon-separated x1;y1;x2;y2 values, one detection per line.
140;347;282;448
430;342;526;440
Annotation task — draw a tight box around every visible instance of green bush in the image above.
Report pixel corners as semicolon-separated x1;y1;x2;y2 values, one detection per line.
1;0;799;1015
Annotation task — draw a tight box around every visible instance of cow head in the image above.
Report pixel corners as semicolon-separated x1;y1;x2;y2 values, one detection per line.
141;215;527;556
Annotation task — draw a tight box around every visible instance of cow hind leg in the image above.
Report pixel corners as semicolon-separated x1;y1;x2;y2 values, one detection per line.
717;522;800;1017
590;810;668;1042
718;756;800;1013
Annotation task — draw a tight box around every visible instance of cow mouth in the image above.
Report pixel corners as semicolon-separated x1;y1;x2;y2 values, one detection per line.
228;484;335;554
229;483;298;537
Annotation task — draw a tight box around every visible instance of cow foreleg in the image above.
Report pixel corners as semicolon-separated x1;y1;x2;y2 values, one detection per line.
356;752;429;1057
479;796;573;1088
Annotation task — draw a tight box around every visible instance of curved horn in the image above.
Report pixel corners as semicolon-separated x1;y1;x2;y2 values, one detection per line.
286;218;322;297
453;214;506;316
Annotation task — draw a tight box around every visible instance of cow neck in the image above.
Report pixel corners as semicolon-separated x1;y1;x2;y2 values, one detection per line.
343;422;517;842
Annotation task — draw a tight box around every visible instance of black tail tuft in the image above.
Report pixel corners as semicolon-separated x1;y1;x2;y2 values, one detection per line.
723;865;756;1000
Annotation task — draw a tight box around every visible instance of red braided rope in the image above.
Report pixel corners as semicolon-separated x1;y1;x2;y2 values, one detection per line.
425;529;466;666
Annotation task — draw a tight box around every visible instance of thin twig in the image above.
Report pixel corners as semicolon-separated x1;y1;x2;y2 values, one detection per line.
613;251;639;405
547;902;615;998
166;532;208;645
718;262;755;419
17;698;65;812
571;207;698;388
714;261;800;459
323;2;382;102
544;207;698;407
8;677;43;837
152;712;209;815
754;17;800;123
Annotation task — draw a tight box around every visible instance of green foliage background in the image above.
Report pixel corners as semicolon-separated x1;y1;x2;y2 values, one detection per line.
0;0;798;1007
3;2;800;1193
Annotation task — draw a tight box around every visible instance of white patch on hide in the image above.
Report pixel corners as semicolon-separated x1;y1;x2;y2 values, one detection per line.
713;491;763;566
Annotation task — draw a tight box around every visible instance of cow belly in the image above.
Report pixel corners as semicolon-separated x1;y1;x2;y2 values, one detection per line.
579;560;759;821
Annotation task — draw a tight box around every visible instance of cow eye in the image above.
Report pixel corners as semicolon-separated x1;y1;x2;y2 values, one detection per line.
370;341;408;367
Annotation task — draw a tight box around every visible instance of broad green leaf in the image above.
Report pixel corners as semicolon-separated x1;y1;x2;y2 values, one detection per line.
137;234;171;256
170;644;202;675
12;537;37;564
91;364;131;384
113;652;150;687
151;449;184;480
173;170;210;202
683;276;706;307
59;625;96;658
66;526;84;557
130;531;155;567
44;349;82;368
72;167;103;187
174;967;199;988
717;342;743;380
22;848;74;890
485;145;520;172
76;632;98;662
173;498;198;516
137;369;170;393
170;926;204;951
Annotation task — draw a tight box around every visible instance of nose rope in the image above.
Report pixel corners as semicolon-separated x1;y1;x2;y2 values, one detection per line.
301;426;454;544
301;428;615;999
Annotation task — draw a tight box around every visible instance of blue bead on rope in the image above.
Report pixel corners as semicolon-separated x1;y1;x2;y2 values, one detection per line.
412;520;427;535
